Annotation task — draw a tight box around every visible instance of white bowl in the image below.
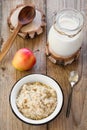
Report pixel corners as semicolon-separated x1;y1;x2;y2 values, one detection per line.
9;74;64;125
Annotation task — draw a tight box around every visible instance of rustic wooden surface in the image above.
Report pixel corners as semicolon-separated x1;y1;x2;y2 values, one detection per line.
0;0;87;130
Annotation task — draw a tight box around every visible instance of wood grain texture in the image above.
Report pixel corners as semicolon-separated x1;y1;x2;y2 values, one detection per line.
47;0;87;130
0;0;87;130
0;0;46;130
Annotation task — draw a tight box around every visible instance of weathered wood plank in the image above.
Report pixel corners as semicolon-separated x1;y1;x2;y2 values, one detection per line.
0;0;47;130
46;0;87;130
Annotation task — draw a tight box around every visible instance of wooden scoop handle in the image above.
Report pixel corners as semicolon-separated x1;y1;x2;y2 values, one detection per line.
0;23;22;62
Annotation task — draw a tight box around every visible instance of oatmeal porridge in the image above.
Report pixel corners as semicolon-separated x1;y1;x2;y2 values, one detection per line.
16;82;57;120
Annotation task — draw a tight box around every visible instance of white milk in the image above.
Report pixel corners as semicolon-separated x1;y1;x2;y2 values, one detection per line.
48;9;84;57
59;18;79;30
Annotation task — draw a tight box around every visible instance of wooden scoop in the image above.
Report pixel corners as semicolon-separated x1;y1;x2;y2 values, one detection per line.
0;5;36;61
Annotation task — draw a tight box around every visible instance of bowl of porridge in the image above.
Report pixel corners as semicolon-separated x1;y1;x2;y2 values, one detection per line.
9;74;64;125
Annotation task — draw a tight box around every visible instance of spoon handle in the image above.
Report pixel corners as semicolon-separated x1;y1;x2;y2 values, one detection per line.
66;87;73;117
0;23;22;62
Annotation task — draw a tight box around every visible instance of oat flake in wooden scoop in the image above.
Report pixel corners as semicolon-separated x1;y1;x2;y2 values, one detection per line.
0;5;36;61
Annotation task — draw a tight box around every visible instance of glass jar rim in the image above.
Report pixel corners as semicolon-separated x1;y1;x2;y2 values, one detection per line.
54;8;84;37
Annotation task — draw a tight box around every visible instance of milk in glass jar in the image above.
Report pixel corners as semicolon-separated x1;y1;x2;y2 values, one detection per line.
47;9;84;65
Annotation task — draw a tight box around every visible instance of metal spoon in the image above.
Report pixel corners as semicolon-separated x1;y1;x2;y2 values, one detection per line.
0;5;36;61
66;71;79;117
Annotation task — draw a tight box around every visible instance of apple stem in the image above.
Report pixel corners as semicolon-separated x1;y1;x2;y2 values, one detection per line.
33;49;39;53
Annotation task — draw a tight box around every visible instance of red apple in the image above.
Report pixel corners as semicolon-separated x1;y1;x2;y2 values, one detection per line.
12;48;36;71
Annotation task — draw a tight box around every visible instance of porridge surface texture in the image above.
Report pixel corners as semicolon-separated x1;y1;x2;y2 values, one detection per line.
16;82;57;120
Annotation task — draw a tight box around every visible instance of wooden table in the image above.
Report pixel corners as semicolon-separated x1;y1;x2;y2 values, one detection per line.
0;0;87;130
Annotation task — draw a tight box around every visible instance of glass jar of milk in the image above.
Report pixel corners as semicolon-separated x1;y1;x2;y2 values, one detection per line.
48;9;84;57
